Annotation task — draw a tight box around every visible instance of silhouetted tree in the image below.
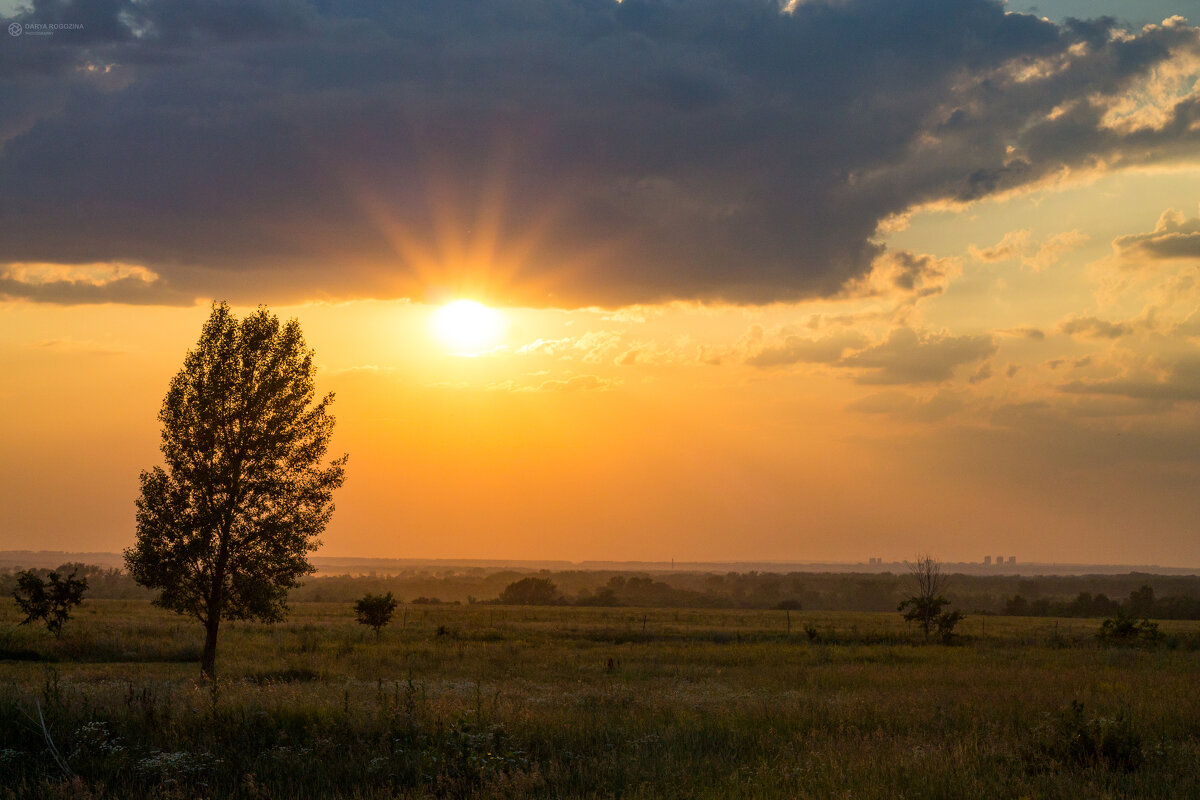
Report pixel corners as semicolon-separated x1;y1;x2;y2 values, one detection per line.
898;555;963;640
355;592;399;639
498;577;560;605
125;302;347;678
12;568;87;637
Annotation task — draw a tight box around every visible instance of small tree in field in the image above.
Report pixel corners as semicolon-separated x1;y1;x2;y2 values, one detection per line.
898;555;963;641
125;302;347;678
12;568;88;637
355;592;399;639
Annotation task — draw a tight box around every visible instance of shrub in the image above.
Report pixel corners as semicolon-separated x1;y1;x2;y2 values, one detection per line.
12;569;88;637
935;609;965;643
1098;609;1161;644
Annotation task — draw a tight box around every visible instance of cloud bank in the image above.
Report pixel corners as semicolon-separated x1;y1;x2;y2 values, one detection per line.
2;0;1200;307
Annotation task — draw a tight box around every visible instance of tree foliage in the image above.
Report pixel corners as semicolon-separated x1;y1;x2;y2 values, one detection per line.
355;592;399;639
498;577;561;606
125;302;347;677
12;568;88;637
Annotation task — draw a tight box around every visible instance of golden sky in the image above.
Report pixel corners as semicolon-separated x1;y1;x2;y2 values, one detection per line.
2;1;1200;565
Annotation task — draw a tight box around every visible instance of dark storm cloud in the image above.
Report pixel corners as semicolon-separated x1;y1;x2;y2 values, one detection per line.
2;1;1199;307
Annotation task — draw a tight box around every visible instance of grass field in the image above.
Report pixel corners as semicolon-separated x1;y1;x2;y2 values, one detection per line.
2;600;1199;798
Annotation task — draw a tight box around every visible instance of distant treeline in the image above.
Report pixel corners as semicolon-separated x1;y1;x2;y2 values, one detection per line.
1004;584;1200;620
3;564;1199;618
0;563;149;600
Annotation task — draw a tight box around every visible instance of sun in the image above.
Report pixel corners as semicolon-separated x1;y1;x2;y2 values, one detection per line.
431;299;505;353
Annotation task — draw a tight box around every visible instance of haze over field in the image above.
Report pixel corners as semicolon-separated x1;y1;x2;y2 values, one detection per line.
3;0;1200;566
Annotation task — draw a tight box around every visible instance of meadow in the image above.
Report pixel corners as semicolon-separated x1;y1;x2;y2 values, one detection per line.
2;600;1199;799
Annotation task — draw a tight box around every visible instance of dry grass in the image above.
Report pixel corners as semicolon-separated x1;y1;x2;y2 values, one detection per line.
2;600;1199;798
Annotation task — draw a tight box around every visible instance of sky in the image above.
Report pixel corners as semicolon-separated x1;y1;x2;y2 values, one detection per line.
2;0;1200;567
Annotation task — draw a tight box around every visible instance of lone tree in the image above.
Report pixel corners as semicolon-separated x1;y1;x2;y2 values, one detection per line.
354;592;399;639
12;568;88;637
125;303;347;677
898;554;963;641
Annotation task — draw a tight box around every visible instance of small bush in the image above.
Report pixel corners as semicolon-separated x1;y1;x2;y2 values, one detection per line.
12;569;88;637
1098;610;1161;644
936;609;965;644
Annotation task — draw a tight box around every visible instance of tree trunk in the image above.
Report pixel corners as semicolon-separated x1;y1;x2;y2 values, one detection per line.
201;617;220;679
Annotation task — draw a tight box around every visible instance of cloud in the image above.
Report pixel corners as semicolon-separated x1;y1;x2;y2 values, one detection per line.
2;1;1199;306
968;229;1087;270
1177;310;1200;336
841;327;996;385
843;250;958;301
846;389;963;422
1000;327;1046;340
0;263;192;305
1113;208;1200;262
1059;357;1200;402
1046;356;1093;370
516;330;626;363
490;374;617;392
969;362;993;384
1059;315;1134;339
326;364;397;376
746;330;868;367
31;338;127;356
1025;231;1089;271
969;230;1032;262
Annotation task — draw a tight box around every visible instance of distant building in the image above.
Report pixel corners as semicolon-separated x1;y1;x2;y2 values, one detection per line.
1008;556;1016;565
983;556;992;565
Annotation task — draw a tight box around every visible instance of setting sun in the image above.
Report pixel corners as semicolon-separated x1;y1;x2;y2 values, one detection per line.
431;299;505;353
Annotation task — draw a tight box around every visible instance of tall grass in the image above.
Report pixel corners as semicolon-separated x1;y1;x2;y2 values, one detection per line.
1;601;1198;798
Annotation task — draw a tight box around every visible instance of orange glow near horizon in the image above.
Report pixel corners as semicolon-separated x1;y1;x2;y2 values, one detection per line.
5;168;1200;566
